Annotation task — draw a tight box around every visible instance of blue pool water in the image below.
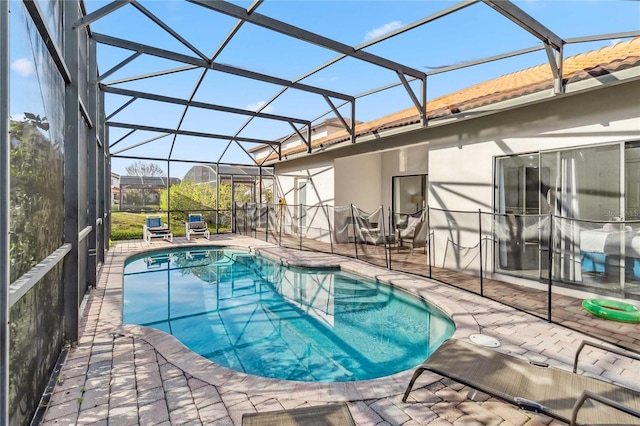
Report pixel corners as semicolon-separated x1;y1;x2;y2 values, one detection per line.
123;247;455;382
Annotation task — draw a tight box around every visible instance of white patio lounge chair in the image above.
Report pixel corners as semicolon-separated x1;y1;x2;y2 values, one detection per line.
185;213;210;240
143;215;173;244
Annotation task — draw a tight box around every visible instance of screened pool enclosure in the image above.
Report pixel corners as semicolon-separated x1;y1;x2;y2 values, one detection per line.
2;0;639;424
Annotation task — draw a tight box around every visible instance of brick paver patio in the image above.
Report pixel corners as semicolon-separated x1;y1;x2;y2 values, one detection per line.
39;235;639;425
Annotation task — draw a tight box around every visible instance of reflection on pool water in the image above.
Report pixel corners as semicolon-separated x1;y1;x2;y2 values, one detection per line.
123;247;455;382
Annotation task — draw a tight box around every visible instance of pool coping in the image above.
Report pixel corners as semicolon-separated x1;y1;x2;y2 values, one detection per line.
114;242;479;402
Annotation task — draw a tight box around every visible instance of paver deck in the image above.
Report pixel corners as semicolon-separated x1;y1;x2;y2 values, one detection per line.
40;235;639;425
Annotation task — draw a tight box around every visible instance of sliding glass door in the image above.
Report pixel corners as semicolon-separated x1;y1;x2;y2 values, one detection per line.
495;144;624;287
392;175;426;215
495;154;547;276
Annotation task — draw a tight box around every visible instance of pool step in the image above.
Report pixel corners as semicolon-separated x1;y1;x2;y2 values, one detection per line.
333;279;379;297
333;296;387;312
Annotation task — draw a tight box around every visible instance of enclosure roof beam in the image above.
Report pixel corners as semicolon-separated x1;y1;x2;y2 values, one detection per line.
101;86;311;125
97;51;142;82
111;133;171;155
426;44;543;76
482;0;564;50
102;65;199;86
130;1;210;61
167;1;265;160
93;33;354;101
287;122;310;153
322;95;352;142
74;0;133;30
106;96;138;121
210;62;354;101
109;128;136;148
188;0;427;80
565;31;640;44
106;122;282;146
112;154;261;168
93;32;209;67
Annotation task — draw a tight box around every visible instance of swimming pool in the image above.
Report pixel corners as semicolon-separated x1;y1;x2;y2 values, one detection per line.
123;247;455;382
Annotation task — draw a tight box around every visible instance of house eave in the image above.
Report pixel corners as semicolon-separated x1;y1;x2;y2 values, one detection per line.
263;66;640;166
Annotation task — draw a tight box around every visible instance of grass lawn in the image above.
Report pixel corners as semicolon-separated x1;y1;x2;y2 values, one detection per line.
110;212;230;240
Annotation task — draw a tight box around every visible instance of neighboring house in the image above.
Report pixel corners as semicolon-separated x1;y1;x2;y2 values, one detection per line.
111;172;120;206
252;37;640;294
119;175;181;210
182;164;274;202
250;118;362;163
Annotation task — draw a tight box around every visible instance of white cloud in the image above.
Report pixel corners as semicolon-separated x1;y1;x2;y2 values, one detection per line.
246;101;273;113
11;58;36;77
364;21;403;42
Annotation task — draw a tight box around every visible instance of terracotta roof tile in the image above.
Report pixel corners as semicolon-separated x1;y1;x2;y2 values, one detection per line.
269;37;640;160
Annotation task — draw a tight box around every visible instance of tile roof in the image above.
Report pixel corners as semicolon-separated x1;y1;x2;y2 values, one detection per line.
269;37;640;161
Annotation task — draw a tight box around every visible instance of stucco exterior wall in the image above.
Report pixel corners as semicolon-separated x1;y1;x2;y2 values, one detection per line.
428;81;640;213
270;79;639;277
274;156;335;207
426;80;640;275
335;153;382;212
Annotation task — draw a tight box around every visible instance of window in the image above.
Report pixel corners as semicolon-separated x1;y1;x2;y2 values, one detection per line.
392;174;427;217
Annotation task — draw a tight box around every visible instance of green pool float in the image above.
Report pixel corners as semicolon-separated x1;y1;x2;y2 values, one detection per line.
582;298;640;323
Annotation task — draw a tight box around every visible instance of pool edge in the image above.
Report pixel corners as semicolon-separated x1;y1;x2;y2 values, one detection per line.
115;240;480;402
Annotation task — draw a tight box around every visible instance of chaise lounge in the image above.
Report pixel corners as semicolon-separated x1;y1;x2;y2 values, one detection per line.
185;213;210;240
403;338;640;425
143;215;173;244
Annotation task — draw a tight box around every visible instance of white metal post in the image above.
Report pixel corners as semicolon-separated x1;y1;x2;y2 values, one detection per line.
0;1;11;423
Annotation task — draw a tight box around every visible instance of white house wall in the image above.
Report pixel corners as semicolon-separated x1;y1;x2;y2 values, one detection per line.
271;79;639;278
335;153;382;212
427;80;640;276
274;155;335;241
380;145;429;211
273;144;429;243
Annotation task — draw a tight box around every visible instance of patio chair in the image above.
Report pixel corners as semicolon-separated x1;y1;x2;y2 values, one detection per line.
357;223;385;245
185;213;210;240
143;215;173;244
242;402;355;426
398;219;428;254
402;338;640;425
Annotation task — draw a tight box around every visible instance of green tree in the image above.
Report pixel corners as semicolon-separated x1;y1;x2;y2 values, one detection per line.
160;180;216;225
159;180;216;209
9;114;63;282
263;188;274;204
159;181;256;211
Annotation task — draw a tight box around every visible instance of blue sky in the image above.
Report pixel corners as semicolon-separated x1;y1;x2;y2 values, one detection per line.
9;0;640;178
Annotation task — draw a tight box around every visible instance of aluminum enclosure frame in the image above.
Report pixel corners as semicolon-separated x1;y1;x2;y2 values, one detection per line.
88;0;639;170
2;0;638;423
